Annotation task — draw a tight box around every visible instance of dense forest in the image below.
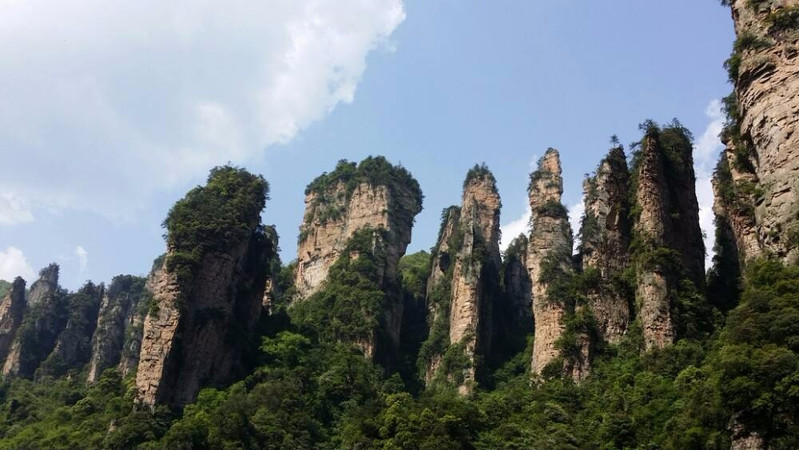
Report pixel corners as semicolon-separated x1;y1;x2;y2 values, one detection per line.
0;1;797;449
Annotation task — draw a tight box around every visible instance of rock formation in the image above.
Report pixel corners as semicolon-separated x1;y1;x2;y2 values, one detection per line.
725;0;799;264
293;157;422;364
421;165;501;393
294;157;423;300
39;281;103;378
87;275;149;384
527;149;577;377
713;147;763;264
501;234;532;328
579;147;632;343
2;264;66;378
0;277;27;364
633;124;705;350
135;167;273;407
420;206;461;385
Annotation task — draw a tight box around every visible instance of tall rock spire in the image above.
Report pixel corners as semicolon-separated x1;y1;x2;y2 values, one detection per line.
633;123;705;350
135;167;272;407
725;0;799;264
527;149;575;376
579;147;632;343
0;277;27;365
421;165;501;393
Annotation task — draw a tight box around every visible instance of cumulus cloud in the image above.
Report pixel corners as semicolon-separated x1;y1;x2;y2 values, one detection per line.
0;0;406;220
0;247;36;282
75;246;88;273
694;99;726;271
500;205;531;251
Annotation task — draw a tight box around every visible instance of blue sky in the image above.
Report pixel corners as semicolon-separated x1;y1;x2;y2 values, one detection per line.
0;1;734;290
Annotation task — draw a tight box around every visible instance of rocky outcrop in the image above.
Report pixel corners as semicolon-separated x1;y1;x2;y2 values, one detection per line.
527;149;575;377
421;206;461;385
421;166;501;393
726;0;799;263
580;147;631;343
0;278;27;364
87;275;149;384
2;264;66;378
137;243;269;407
294;157;422;365
135;167;272;407
294;158;423;301
39;281;103;378
448;166;502;393
633;125;705;350
713;147;763;264
502;235;532;327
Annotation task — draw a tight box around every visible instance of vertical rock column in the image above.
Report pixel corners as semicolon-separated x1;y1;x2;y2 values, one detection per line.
633;125;705;350
447;167;501;393
2;264;65;378
580;147;632;343
634;136;675;350
0;278;27;364
422;206;461;385
87;276;148;384
528;149;574;376
728;0;799;263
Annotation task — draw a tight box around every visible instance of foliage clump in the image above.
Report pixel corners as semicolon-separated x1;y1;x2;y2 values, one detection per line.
301;157;423;239
162;165;269;293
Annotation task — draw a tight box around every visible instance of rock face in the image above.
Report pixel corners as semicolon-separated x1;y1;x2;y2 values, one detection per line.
713;147;763;264
135;167;272;407
448;167;502;393
39;282;103;378
136;241;270;407
294;158;423;363
422;166;501;393
501;235;532;328
87;275;149;384
727;0;799;264
421;206;461;385
527;149;575;376
2;264;66;378
0;278;27;364
633;127;705;350
294;159;423;301
580;147;632;343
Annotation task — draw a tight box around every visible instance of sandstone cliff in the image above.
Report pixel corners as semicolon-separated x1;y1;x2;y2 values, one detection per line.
420;165;501;393
87;275;149;384
527;149;576;377
501;234;532;329
579;147;632;343
633;124;705;350
725;0;799;264
135;166;272;407
0;277;27;364
713;147;764;264
294;158;422;301
38;281;103;378
420;206;461;385
2;264;66;378
293;157;423;364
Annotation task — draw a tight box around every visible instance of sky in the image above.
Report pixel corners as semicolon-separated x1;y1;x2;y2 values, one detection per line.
0;0;735;290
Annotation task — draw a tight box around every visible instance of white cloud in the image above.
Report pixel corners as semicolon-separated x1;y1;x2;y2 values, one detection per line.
500;205;531;251
568;197;586;253
74;246;88;273
0;191;34;226
695;99;726;270
0;0;406;220
0;247;36;282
